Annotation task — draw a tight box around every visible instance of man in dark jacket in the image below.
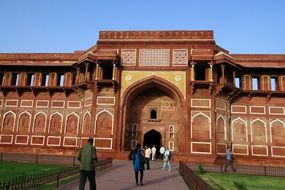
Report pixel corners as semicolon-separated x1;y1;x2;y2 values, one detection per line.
77;138;98;190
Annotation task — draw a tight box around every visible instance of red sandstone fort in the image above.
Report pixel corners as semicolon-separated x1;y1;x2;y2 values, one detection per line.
0;30;285;165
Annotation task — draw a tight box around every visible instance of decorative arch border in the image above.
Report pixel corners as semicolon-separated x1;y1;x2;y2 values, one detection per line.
121;75;184;106
216;115;227;140
191;112;211;139
48;112;63;134
94;109;114;135
33;111;47;133
1;111;16;132
82;111;92;134
231;117;248;142
250;118;267;143
64;112;80;135
270;119;285;143
17;111;32;133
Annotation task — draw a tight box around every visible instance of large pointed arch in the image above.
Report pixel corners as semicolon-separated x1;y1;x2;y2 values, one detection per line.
121;75;184;106
119;75;186;151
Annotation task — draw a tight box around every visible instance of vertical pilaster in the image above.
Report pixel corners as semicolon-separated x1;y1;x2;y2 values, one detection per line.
190;61;195;81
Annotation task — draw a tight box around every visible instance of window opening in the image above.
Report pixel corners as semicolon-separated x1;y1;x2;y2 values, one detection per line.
11;73;19;86
150;109;157;119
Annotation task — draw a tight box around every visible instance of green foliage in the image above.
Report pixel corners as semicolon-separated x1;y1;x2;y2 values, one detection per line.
233;181;247;190
198;164;205;174
0;161;70;182
200;172;285;190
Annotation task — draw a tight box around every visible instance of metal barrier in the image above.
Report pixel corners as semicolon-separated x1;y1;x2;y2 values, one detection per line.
0;153;113;190
179;161;212;190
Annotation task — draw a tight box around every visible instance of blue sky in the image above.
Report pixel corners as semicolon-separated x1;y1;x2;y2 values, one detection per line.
0;0;284;54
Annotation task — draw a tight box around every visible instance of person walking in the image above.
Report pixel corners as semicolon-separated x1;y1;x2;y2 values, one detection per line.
144;145;151;169
151;145;157;161
131;144;145;186
159;145;165;160
77;138;98;190
162;148;171;171
224;146;236;172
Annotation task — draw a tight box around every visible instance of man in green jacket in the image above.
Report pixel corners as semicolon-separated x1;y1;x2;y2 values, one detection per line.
77;138;98;190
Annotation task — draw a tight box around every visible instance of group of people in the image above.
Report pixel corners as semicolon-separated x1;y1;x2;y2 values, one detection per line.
129;144;172;186
76;138;236;189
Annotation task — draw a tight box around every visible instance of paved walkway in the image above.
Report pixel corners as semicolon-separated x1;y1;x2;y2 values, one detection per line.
60;160;188;190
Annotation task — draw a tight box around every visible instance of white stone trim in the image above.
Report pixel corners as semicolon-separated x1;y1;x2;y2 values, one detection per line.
250;118;267;143
191;112;211;139
20;100;33;107
15;135;29;145
269;119;285;143
191;142;212;154
231;117;248;142
36;100;49;108
51;100;65;108
271;146;285;157
0;134;13;144
191;99;211;108
231;105;247;114
250;106;266;115
268;106;285;115
97;96;115;105
5;99;18;107
95;137;113;150
251;145;268;156
63;136;78;147
47;136;61;146
232;144;248;155
64;112;80;135
30;135;45;146
94;109;114;135
67;101;81;108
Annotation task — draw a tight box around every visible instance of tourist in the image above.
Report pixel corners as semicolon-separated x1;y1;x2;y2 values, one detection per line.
159;145;165;159
144;145;151;169
151;145;157;160
224;146;236;172
77;138;98;190
131;144;145;185
162;148;171;171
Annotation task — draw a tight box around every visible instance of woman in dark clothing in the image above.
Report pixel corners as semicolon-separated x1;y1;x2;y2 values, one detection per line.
131;144;145;185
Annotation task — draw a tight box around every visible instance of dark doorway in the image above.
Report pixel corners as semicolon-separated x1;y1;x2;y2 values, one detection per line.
143;130;161;156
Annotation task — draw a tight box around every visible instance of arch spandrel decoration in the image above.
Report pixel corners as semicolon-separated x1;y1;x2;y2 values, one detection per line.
251;119;267;144
82;112;92;136
2;111;16;133
65;113;79;135
270;119;285;145
17;112;31;133
191;112;211;141
33;112;47;133
49;112;63;135
216;115;226;140
121;75;184;106
95;110;113;137
232;118;247;142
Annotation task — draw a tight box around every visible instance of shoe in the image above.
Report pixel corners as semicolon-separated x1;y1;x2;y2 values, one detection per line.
233;170;237;172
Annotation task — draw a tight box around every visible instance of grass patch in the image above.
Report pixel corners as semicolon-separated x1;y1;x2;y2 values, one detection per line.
0;161;72;181
200;173;285;190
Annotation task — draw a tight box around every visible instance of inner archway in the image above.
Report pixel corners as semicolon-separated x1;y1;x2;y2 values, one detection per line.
143;129;161;153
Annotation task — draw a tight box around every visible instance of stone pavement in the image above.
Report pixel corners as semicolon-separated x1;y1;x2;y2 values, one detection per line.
59;159;188;190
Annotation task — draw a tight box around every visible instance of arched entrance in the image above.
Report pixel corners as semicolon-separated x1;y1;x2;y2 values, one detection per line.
121;76;185;152
143;129;161;152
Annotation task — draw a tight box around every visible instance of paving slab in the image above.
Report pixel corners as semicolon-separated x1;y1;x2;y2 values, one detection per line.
60;159;188;190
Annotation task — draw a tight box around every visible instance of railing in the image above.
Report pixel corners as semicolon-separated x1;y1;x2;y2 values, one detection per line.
0;153;113;190
179;161;212;190
187;163;285;177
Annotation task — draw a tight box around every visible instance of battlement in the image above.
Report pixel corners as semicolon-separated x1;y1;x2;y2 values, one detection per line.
99;30;213;40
